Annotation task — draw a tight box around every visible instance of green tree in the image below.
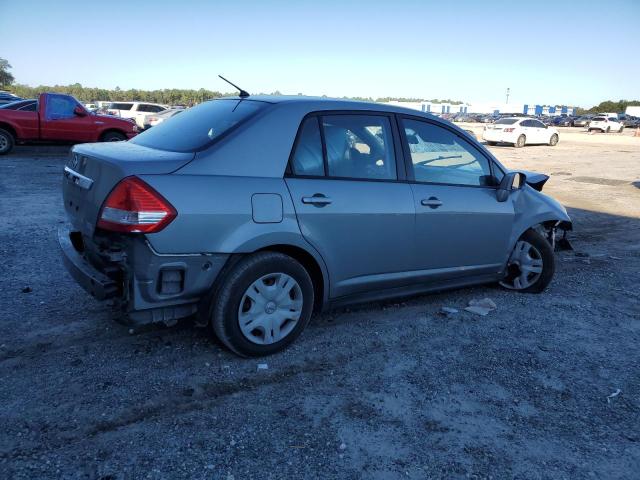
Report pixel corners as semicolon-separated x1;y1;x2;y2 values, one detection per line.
0;58;15;89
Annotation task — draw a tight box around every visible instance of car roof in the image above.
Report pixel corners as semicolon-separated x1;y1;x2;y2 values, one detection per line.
213;95;442;117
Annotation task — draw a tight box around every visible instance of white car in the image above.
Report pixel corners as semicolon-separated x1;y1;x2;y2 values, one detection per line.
482;117;559;148
142;108;184;129
107;101;169;129
588;116;624;133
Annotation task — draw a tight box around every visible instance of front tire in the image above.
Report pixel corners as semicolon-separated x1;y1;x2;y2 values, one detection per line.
549;134;559;146
211;252;314;357
514;135;526;148
605;127;610;133
0;128;15;155
101;131;126;142
500;229;555;293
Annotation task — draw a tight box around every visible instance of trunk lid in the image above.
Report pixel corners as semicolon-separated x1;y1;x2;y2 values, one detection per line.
62;141;194;237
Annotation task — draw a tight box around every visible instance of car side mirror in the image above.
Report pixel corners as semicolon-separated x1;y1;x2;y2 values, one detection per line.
74;105;87;117
496;172;526;202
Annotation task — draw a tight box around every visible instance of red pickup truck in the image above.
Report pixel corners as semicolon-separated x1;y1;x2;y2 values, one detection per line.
0;92;138;155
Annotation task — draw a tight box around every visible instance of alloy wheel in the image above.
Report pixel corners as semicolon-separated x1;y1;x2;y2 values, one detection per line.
238;273;303;345
0;135;7;150
499;240;544;290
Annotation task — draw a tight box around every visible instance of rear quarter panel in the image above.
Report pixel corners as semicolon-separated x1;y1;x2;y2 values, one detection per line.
139;175;307;255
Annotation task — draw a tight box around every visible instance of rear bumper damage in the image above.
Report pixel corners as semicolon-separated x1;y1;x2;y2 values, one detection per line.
58;225;228;325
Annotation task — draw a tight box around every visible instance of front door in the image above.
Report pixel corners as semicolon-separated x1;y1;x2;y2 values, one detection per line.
40;93;95;142
399;116;514;282
285;114;415;299
528;119;549;144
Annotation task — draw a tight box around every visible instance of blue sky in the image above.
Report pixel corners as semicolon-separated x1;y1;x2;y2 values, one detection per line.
1;0;639;107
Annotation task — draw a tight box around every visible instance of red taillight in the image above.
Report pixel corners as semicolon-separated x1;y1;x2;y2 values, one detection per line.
503;128;515;132
97;176;177;233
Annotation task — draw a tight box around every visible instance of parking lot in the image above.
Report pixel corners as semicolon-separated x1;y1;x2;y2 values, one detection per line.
1;129;639;479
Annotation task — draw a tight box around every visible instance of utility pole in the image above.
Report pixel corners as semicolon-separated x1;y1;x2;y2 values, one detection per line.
506;87;510;104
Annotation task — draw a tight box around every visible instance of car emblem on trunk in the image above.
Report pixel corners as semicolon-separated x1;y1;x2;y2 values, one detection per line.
69;153;80;170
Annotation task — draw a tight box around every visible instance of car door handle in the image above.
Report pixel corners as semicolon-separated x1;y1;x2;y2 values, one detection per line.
421;197;443;209
302;194;332;206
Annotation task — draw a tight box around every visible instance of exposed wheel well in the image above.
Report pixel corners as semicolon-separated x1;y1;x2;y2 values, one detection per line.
256;244;325;312
100;129;127;141
0;123;17;140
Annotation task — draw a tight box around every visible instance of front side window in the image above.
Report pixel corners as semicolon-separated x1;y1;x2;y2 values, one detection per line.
322;115;396;180
45;94;79;120
402;118;493;186
291;117;324;176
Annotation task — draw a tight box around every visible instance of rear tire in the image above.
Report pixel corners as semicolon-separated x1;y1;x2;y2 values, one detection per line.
210;252;314;357
0;128;15;155
500;229;555;293
619;126;624;133
101;131;126;142
514;135;526;148
549;134;559;146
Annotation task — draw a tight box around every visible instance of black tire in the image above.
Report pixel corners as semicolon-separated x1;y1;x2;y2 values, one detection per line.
549;134;559;146
210;251;314;357
101;131;126;142
501;229;555;293
0;128;15;155
619;126;624;133
605;127;610;133
515;135;526;148
487;141;497;146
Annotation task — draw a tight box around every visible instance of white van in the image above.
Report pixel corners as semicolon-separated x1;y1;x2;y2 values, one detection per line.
107;102;170;129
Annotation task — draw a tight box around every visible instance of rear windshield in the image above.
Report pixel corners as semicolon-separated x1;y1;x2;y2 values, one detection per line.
592;117;605;121
495;118;519;125
130;99;267;152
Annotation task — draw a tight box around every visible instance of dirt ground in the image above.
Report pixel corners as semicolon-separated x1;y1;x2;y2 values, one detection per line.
1;127;639;479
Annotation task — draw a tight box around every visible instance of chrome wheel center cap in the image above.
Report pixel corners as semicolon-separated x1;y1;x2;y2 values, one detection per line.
264;301;277;314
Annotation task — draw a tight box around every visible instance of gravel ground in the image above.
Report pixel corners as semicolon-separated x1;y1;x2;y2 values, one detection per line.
1;133;639;479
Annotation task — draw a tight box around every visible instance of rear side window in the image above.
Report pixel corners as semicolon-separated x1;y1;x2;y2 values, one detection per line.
291;117;324;176
130;99;266;152
137;104;164;113
402;118;492;186
322;115;397;180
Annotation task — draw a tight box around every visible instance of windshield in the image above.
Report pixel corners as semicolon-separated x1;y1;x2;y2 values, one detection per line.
495;118;519;125
130;99;267;152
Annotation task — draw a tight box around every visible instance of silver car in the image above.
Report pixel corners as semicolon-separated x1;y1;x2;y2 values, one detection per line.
60;96;572;357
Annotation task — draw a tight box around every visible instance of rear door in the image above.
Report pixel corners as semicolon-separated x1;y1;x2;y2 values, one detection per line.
285;113;416;299
399;116;514;281
40;94;95;142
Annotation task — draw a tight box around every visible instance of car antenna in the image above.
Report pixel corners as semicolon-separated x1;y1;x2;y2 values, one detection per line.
218;75;250;98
